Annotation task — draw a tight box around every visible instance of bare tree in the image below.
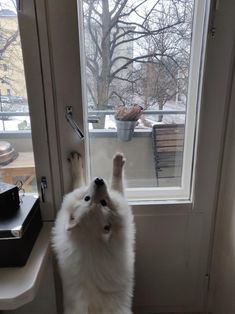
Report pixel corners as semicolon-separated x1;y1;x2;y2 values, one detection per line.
0;1;24;99
83;0;193;127
136;0;193;121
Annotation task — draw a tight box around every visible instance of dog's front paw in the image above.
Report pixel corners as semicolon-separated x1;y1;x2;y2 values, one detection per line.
113;153;125;176
68;152;83;174
113;152;125;167
68;151;81;164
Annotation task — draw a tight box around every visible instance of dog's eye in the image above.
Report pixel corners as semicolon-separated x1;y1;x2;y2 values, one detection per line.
84;195;90;202
100;199;107;206
103;224;111;233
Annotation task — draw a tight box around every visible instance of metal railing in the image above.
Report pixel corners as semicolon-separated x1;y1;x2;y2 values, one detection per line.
0;109;186;118
89;109;186;115
0;109;186;136
0;112;30;117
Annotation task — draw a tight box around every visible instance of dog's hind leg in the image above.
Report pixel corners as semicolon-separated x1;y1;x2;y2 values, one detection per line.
111;153;125;195
68;152;84;190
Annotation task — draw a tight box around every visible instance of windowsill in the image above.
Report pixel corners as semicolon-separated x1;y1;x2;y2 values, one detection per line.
132;200;193;215
0;222;52;310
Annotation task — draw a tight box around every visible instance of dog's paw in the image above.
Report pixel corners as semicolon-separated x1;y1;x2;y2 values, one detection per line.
68;152;84;189
113;152;125;167
68;151;80;162
68;152;83;172
113;153;125;176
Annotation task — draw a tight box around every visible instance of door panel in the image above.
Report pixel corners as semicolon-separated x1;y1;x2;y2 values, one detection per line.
134;212;205;312
41;0;86;195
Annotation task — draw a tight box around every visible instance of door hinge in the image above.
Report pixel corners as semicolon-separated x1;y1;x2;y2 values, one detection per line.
206;273;211;291
40;176;48;203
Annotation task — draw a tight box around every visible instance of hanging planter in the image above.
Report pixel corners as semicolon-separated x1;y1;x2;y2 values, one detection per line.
115;120;137;141
115;104;143;142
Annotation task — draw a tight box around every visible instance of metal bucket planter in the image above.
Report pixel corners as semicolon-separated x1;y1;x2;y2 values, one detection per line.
115;120;137;141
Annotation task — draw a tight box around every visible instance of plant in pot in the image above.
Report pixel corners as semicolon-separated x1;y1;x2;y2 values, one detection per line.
114;104;143;141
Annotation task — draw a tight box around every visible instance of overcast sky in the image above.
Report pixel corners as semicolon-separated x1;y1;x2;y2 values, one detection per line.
0;0;16;12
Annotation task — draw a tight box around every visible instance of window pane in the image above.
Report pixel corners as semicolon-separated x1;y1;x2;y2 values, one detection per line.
80;0;207;198
0;1;36;193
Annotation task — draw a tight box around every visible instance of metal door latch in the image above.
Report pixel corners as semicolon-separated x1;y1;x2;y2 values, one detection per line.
65;106;84;139
40;176;47;203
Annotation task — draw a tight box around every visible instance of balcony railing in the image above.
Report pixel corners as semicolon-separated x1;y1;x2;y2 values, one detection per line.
0;109;186;136
0;109;187;188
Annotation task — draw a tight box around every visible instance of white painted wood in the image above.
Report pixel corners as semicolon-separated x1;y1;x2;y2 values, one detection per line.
208;31;235;314
38;0;86;196
18;1;56;220
0;223;51;310
181;0;210;199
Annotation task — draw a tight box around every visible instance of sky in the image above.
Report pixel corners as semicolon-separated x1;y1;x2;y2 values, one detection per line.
0;0;16;13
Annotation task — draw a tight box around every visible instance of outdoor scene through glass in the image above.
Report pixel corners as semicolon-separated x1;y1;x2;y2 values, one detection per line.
0;0;204;198
0;0;36;193
81;0;197;191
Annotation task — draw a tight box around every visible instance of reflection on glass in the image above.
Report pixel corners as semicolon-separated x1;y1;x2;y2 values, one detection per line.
0;1;36;193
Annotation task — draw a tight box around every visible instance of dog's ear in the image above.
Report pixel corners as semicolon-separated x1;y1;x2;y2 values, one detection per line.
66;213;79;231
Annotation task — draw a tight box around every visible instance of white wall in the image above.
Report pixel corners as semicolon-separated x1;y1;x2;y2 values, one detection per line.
209;64;235;313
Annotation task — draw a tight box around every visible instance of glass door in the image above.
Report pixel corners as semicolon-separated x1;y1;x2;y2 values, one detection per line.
42;0;209;202
78;0;209;201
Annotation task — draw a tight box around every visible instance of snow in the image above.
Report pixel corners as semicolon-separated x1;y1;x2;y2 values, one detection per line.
0;100;185;132
0;116;30;132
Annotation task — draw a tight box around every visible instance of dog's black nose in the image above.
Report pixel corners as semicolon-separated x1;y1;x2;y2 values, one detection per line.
95;177;104;186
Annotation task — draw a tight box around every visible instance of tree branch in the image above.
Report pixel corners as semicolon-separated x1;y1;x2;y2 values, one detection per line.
111;20;184;48
0;30;18;54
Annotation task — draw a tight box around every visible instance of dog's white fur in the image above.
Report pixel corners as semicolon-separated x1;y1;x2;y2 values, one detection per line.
52;153;135;314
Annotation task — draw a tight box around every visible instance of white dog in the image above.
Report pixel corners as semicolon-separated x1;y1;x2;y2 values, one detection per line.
52;153;135;314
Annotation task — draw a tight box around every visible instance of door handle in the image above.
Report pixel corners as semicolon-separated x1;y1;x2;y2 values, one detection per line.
65;106;84;139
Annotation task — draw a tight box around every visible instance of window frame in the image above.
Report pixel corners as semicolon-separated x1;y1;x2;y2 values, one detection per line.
17;0;60;220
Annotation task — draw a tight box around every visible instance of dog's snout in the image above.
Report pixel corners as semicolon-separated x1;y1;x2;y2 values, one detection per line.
95;177;104;186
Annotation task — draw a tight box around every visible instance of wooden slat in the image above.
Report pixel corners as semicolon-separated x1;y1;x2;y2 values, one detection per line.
152;124;185;181
155;127;185;135
155;134;185;141
157;166;182;178
157;146;184;153
156;158;183;167
156;139;184;147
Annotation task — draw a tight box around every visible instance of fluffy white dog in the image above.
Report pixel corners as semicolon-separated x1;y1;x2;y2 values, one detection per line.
52;153;135;314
